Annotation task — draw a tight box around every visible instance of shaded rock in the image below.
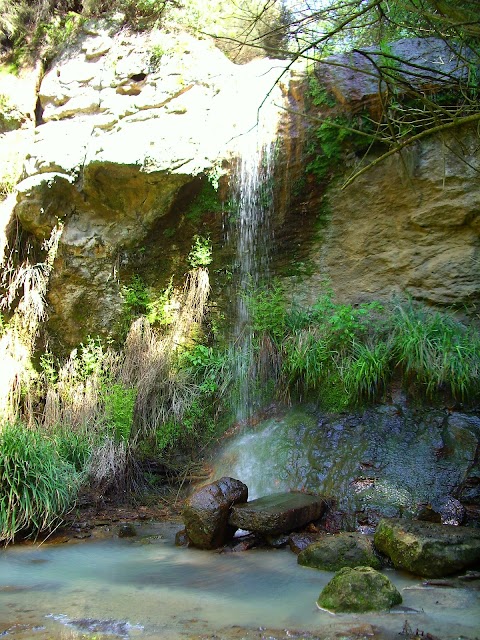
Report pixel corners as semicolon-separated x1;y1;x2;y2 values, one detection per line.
416;496;465;526
229;492;325;536
174;529;189;547
298;532;381;571
264;533;290;548
374;518;480;577
183;477;248;550
117;523;137;538
213;406;480;531
289;532;322;554
317;566;402;613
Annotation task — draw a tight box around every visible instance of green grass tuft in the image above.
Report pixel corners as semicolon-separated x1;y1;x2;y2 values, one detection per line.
0;423;81;544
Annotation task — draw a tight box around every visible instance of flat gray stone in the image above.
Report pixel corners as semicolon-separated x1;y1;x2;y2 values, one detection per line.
229;492;325;535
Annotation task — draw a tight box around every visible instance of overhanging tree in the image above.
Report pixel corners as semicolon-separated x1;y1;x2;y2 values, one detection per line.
212;0;480;184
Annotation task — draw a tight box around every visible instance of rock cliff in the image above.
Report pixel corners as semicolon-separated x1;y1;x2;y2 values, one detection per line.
3;25;480;350
7;20;287;348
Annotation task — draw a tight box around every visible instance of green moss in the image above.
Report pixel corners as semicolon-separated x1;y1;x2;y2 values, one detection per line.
317;566;402;613
298;533;381;571
185;181;223;223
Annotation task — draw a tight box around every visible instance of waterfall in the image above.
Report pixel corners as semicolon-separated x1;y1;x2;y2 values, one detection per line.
226;60;287;425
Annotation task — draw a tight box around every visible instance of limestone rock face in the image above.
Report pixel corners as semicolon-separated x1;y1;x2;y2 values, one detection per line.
374;518;480;577
11;22;287;350
229;492;326;535
287;126;480;310
298;532;381;571
317;566;402;613
183;477;248;549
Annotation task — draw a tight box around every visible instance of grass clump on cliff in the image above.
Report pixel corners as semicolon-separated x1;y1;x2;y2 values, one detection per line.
246;286;480;409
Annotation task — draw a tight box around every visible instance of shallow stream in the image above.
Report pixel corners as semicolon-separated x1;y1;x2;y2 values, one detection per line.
1;522;479;640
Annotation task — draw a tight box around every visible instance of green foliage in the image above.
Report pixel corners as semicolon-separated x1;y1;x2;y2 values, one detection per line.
244;286;480;408
0;423;81;544
122;275;150;316
122;275;175;327
306;115;375;180
145;277;175;326
148;43;164;71
186;181;223;222
307;75;336;108
52;426;93;472
391;302;480;401
104;383;136;442
188;235;212;269
248;283;287;340
76;336;108;381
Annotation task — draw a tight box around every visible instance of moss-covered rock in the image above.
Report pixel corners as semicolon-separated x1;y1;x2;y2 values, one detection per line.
298;532;381;571
374;518;480;578
229;492;326;536
317;566;402;613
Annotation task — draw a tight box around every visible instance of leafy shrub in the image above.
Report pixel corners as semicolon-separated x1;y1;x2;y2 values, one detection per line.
52;426;93;472
188;235;212;269
0;423;81;544
391;302;480;400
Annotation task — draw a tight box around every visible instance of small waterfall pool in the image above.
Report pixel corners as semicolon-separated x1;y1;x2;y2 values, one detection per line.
1;522;479;640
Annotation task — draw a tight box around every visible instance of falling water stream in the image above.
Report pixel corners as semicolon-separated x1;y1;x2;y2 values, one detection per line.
227;60;284;425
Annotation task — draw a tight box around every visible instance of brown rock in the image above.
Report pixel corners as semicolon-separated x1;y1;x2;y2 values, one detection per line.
182;477;248;550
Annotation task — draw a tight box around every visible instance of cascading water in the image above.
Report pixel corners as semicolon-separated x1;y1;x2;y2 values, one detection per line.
227;60;286;425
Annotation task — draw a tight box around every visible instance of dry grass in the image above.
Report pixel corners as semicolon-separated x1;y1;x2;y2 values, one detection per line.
123;267;210;437
0;226;62;425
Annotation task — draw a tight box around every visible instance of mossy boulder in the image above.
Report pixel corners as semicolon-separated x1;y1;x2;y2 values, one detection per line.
317;566;402;613
229;492;326;536
374;518;480;577
298;532;381;571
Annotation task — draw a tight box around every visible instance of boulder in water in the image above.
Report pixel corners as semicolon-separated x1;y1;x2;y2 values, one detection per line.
374;518;480;577
298;532;381;571
183;477;248;549
229;492;325;536
317;566;402;613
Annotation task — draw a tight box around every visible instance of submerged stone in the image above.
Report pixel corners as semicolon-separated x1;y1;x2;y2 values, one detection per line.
317;566;402;613
229;492;325;535
298;532;381;571
183;477;248;549
118;523;137;538
374;518;480;577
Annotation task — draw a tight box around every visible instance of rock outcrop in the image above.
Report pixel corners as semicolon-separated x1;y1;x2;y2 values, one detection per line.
317;566;402;613
374;518;480;577
6;30;479;348
182;476;248;549
9;21;287;349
